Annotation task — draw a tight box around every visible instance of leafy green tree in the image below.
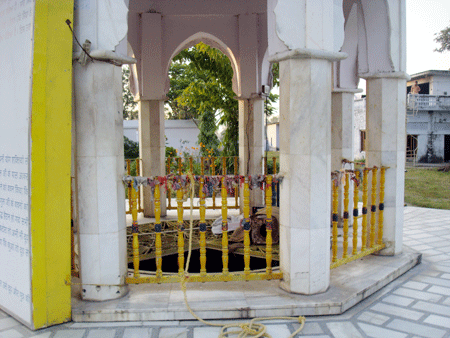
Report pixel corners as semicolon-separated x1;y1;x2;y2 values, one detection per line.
198;110;220;157
122;65;138;120
434;24;450;53
166;43;279;157
124;136;139;159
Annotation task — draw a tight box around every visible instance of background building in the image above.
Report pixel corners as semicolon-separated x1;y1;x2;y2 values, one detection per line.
354;70;450;163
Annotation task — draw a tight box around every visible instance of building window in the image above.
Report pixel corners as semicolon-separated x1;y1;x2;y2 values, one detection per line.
360;130;366;152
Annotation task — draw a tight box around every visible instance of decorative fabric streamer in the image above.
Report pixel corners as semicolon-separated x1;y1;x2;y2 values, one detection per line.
123;174;285;201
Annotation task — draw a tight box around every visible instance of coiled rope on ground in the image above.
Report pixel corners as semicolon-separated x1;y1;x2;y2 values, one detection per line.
180;172;305;337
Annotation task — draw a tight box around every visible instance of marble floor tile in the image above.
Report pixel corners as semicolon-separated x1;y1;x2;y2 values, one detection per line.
263;324;292;338
356;311;390;325
402;281;429;290
158;327;188;338
387;319;446;338
326;322;363;338
122;328;152;338
412;301;450;316
424;314;450;329
428;285;450;296
437;246;450;253
292;322;324;335
425;254;450;262
192;327;222;338
370;303;424;320
382;294;414;307
86;329;116;338
29;333;52;338
53;330;86;338
357;323;407;338
414;275;450;287
0;318;20;331
0;329;24;338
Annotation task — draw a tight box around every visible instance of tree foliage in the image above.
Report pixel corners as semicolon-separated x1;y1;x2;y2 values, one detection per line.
198;110;220;157
124;136;139;159
168;43;278;157
122;65;138;120
434;24;450;53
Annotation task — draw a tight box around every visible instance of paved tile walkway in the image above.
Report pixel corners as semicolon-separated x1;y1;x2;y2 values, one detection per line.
1;206;450;338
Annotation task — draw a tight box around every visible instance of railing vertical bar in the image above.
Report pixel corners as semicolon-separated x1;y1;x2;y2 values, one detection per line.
154;183;162;278
199;177;207;276
167;157;172;209
222;156;226;175
369;167;378;248
212;157;216;209
332;180;339;263
126;159;132;213
342;172;350;259
263;157;267;201
352;171;360;255
265;175;273;275
131;185;140;278
361;169;369;251
136;159;142;212
272;157;277;174
177;187;185;276
377;167;385;245
221;176;229;274
177;157;182;175
243;177;251;275
234;157;239;208
166;157;171;175
200;157;205;175
189;157;193;173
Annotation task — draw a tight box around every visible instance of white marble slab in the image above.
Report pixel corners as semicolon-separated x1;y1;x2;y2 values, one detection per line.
72;252;420;322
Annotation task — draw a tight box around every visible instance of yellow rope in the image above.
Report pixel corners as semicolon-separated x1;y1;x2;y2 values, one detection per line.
180;172;306;338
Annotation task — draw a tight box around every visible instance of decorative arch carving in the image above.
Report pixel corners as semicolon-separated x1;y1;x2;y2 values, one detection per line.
335;0;397;89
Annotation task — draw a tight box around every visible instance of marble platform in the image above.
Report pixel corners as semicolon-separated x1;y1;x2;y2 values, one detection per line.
71;251;421;322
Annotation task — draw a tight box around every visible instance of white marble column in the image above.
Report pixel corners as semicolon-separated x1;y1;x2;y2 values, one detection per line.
74;62;128;301
238;98;265;208
365;74;407;255
331;89;360;170
276;56;334;295
139;100;167;217
331;89;359;224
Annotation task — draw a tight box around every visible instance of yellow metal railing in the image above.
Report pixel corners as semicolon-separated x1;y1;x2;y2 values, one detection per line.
124;174;283;284
330;166;388;269
166;156;240;210
125;158;143;214
126;156;281;213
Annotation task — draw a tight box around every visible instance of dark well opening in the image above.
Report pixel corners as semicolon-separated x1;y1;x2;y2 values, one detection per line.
129;249;279;273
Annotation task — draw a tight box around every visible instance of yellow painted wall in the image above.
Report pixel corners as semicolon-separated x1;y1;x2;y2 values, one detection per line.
30;0;74;329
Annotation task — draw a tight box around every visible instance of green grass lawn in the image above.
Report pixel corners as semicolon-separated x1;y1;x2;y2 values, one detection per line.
404;167;450;210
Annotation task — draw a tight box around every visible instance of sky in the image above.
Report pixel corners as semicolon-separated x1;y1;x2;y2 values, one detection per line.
406;0;450;75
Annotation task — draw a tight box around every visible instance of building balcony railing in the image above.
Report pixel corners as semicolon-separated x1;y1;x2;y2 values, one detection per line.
407;94;450;111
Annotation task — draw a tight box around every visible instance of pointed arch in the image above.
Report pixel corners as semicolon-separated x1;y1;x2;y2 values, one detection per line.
164;32;241;95
335;0;396;89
